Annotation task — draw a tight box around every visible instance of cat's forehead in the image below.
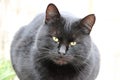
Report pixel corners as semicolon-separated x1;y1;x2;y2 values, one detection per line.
49;17;80;41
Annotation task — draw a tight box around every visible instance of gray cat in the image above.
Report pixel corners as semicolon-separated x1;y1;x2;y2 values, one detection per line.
11;3;100;80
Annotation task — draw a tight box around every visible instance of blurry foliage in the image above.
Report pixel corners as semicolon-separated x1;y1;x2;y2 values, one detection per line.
0;58;16;80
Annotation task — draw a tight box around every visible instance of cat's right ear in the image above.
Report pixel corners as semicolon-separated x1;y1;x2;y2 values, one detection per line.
45;3;60;24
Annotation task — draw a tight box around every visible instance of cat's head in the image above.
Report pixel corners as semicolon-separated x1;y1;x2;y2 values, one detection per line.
35;3;95;67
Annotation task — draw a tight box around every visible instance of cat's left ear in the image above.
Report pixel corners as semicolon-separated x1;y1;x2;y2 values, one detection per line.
45;3;60;24
80;14;95;34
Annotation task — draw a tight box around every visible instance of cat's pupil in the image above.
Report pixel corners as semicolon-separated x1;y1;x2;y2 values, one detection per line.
70;42;76;46
52;36;59;43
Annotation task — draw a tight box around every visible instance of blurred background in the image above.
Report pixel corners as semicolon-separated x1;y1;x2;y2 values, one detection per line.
0;0;120;80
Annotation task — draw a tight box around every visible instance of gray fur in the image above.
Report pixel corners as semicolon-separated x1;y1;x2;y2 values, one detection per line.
11;4;100;80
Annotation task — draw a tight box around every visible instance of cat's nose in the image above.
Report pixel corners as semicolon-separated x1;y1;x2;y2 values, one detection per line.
58;45;66;55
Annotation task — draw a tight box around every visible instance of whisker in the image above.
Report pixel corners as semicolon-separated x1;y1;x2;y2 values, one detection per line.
35;55;50;62
71;63;80;73
38;48;50;51
76;54;87;59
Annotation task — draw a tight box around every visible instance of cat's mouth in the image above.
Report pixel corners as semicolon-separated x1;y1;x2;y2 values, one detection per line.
52;55;73;65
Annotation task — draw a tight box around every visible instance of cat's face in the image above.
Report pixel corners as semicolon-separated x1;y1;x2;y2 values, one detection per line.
35;4;95;66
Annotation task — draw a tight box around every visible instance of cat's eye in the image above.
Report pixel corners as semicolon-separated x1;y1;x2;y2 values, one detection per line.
52;36;59;42
70;42;76;46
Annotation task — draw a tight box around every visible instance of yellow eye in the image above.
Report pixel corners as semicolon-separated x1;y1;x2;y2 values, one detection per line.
52;36;59;42
70;42;76;46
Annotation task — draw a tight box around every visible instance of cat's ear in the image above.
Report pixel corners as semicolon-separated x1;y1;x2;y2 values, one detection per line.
80;14;95;34
45;3;60;24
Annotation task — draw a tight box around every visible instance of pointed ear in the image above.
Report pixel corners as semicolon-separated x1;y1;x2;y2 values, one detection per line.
45;3;60;24
80;14;96;34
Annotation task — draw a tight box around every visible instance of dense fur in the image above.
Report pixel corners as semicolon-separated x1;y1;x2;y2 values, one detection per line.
11;3;100;80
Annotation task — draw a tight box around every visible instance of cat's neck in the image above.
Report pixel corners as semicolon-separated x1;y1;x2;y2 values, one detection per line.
36;61;84;80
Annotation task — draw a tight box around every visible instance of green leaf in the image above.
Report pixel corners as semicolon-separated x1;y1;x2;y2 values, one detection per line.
0;58;16;80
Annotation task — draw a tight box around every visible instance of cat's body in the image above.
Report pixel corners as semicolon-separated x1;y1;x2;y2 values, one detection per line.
11;4;100;80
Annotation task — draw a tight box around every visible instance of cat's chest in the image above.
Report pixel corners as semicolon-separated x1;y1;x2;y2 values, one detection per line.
41;76;79;80
38;70;81;80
